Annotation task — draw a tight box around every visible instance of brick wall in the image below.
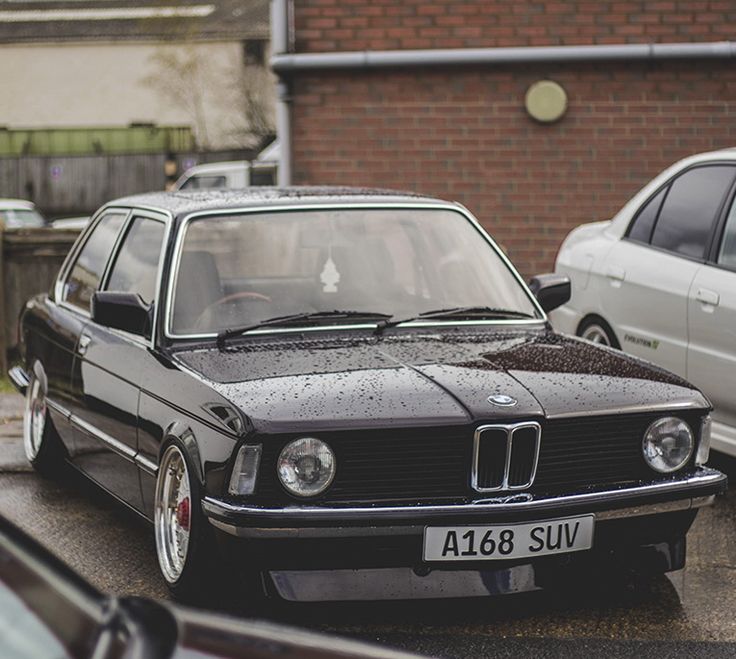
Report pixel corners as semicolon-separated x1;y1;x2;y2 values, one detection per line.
288;1;736;276
295;0;734;53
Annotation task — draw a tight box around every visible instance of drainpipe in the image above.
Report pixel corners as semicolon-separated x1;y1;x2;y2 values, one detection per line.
272;40;736;73
270;0;292;186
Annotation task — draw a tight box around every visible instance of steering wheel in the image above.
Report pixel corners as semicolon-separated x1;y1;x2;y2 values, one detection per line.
193;291;273;331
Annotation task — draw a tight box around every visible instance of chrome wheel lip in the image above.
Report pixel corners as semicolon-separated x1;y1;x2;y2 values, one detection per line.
581;324;611;346
23;376;45;462
155;445;192;584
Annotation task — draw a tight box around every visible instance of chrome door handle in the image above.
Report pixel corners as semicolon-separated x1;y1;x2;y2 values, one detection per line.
606;266;625;281
606;266;625;284
695;288;720;307
78;334;92;355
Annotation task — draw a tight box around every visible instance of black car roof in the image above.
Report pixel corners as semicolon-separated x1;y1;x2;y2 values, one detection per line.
107;187;455;220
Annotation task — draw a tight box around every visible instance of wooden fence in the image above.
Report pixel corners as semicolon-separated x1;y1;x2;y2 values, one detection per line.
1;228;81;374
0;149;255;218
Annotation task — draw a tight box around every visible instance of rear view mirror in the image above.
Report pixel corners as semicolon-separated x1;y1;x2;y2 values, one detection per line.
528;273;571;313
91;292;152;337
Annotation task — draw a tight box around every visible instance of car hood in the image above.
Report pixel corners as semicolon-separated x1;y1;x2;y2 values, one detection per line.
174;328;708;434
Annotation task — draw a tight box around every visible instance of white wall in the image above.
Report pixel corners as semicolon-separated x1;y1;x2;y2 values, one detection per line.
0;41;275;149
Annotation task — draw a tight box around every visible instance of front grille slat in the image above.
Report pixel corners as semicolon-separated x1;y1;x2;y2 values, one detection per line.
251;411;703;505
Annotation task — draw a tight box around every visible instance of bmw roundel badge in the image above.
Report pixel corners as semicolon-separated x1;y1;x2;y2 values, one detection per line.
487;394;518;407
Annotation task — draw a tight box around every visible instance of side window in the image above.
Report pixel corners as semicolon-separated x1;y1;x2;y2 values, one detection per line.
62;213;126;311
650;165;735;259
106;217;166;305
627;187;667;244
718;199;736;269
180;175;226;190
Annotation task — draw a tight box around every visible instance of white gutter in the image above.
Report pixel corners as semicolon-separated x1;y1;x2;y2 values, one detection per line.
270;0;292;185
272;40;736;72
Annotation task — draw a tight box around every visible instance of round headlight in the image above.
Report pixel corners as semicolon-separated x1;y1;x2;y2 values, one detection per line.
277;437;335;497
642;417;694;473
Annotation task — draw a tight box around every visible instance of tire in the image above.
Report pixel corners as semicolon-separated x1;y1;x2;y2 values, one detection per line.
578;316;621;350
154;440;233;603
23;362;64;475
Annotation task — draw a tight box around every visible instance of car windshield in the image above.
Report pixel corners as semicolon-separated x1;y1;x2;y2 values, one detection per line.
169;207;540;335
0;209;45;229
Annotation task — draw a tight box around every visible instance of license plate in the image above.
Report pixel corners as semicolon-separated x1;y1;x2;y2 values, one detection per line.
423;515;595;562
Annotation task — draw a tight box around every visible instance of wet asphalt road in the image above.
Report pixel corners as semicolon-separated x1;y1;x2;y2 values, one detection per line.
2;392;736;658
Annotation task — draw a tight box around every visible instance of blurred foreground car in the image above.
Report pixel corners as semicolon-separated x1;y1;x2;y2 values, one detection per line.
0;198;46;229
0;513;415;659
553;149;736;456
9;188;726;603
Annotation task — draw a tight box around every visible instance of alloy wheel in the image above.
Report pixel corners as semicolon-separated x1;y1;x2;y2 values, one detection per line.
155;445;192;584
581;323;612;346
23;376;46;462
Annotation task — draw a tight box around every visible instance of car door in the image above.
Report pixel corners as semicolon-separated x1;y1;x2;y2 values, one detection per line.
598;165;736;376
71;212;168;511
687;185;736;454
52;211;128;455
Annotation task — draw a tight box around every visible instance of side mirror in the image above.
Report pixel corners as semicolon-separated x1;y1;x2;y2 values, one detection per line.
91;292;152;337
528;273;571;313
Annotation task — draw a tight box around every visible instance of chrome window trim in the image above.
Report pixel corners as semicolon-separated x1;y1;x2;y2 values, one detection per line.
54;207;132;314
162;202;547;340
471;421;542;492
54;204;174;350
101;210;172;350
202;467;725;523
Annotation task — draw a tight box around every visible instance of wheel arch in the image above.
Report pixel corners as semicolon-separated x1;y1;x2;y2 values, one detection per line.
576;313;622;349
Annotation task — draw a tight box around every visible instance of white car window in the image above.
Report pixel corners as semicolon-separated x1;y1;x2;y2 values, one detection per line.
650;165;735;259
627;187;667;244
180;175;227;190
719;200;736;268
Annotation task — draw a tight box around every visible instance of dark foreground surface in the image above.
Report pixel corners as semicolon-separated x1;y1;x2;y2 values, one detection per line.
2;393;736;658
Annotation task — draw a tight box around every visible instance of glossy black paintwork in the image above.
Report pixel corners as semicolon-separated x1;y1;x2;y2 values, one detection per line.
16;189;712;519
176;328;707;434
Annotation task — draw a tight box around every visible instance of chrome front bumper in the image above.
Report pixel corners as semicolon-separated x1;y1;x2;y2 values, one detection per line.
203;467;726;539
7;366;29;396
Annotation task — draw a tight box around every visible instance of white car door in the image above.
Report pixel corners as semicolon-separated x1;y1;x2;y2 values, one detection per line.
597;165;736;376
688;191;736;455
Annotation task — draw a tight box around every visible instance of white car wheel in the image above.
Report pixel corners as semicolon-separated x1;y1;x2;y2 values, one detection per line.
155;445;192;584
23;375;46;462
578;317;620;350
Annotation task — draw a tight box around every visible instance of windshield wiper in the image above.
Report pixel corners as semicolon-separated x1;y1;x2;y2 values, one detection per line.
217;310;392;348
374;306;536;334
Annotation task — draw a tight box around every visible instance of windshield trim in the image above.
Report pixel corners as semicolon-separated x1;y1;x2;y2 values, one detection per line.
163;202;547;340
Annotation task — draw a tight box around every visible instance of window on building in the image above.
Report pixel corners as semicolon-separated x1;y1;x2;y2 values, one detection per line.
243;40;266;66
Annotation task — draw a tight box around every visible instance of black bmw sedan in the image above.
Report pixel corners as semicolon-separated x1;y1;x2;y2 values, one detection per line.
8;188;726;602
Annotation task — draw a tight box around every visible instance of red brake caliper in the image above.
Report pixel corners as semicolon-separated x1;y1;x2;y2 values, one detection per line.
175;497;190;531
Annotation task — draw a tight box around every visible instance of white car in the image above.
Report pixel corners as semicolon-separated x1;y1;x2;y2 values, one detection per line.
0;199;46;229
173;141;279;190
552;148;736;456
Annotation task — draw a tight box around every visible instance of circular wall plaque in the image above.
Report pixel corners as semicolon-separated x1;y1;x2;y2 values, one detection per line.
525;80;568;123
